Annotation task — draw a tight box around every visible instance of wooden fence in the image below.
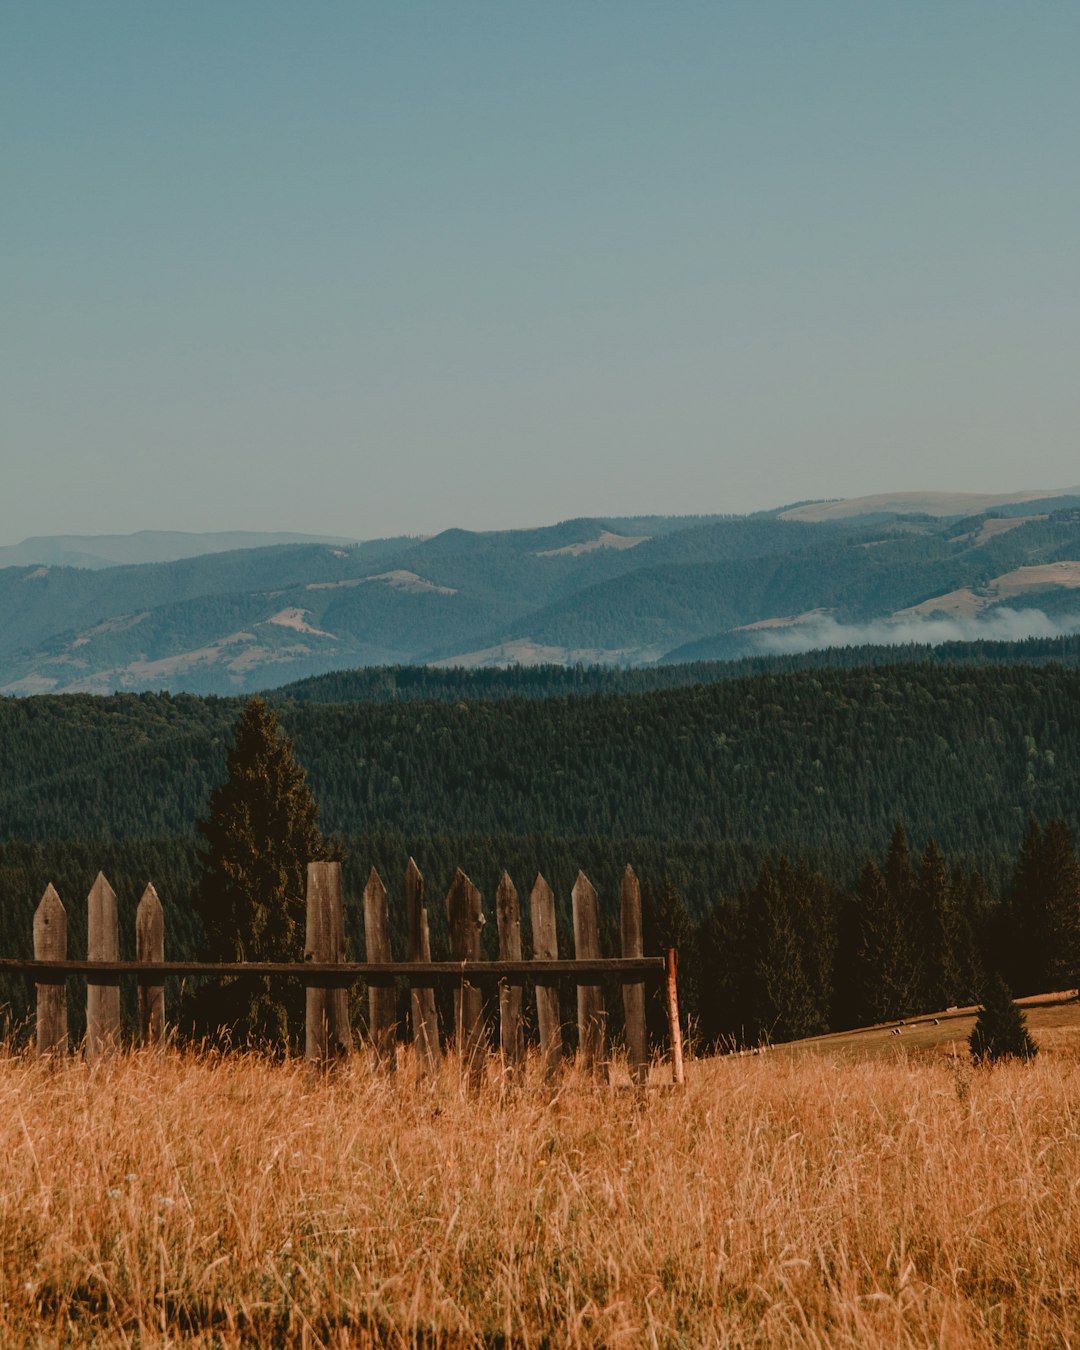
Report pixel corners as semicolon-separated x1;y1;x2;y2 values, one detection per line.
1;861;683;1083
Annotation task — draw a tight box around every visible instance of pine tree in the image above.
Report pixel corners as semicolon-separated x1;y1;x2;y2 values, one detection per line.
1008;816;1045;993
917;838;964;1011
643;874;695;1047
969;974;1038;1065
745;857;823;1043
855;857;917;1023
1038;820;1080;993
191;697;331;1046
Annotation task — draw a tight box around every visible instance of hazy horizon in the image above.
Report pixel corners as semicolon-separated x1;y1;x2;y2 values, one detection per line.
4;3;1078;543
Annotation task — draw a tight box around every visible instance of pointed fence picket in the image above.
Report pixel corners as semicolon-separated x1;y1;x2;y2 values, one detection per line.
7;861;677;1082
33;883;67;1056
405;857;440;1072
136;884;165;1047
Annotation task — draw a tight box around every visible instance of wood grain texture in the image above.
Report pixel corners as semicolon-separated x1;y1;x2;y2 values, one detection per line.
33;884;67;1057
445;868;485;1080
529;874;563;1077
495;871;524;1073
363;867;396;1070
86;872;120;1062
405;857;440;1071
135;883;165;1046
571;871;606;1075
305;861;350;1065
620;865;647;1084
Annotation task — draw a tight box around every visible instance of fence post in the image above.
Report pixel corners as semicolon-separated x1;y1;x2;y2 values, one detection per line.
571;871;606;1076
405;857;440;1072
363;868;396;1071
136;883;165;1047
496;871;524;1075
305;861;349;1066
86;872;120;1062
529;874;563;1079
620;865;647;1085
34;884;67;1057
445;868;485;1082
666;947;685;1087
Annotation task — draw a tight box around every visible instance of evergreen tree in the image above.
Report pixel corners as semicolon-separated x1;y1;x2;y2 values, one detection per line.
969;974;1038;1065
1038;820;1080;993
1008;817;1080;994
1008;816;1046;993
917;838;963;1011
642;874;695;1047
191;697;331;1046
745;857;824;1043
855;857;917;1023
694;896;745;1049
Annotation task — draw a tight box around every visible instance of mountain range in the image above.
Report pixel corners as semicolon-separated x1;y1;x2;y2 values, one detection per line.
3;488;1080;696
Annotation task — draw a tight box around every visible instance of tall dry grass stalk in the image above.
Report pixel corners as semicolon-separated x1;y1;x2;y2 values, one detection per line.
2;1042;1079;1347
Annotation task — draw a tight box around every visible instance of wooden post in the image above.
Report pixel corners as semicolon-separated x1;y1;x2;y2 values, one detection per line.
86;872;121;1061
529;874;563;1078
621;865;647;1085
363;868;396;1070
666;947;685;1087
495;871;524;1074
136;883;165;1046
571;871;606;1076
34;884;67;1057
305;861;350;1066
405;857;440;1071
445;868;485;1080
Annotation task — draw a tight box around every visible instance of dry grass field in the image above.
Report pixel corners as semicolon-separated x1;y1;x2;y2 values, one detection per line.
3;1014;1080;1348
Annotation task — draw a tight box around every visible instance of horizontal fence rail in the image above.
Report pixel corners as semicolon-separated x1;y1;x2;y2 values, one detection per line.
10;861;684;1085
1;959;665;980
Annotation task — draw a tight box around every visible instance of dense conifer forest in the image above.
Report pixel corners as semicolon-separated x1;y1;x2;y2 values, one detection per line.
1;655;1078;1045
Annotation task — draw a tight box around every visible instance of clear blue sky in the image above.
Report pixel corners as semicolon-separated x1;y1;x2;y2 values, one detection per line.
3;2;1078;543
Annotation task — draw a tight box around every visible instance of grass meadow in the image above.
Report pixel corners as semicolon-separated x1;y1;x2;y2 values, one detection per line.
3;1004;1080;1348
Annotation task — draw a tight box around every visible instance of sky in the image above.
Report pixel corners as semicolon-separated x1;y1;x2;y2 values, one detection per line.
2;2;1078;545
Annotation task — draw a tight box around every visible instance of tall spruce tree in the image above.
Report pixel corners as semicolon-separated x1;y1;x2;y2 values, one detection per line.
1008;816;1046;994
969;974;1038;1065
1039;820;1080;993
746;857;824;1043
192;697;331;1046
917;838;965;1011
855;857;917;1023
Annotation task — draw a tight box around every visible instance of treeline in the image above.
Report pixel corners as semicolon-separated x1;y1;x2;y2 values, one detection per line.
666;815;1080;1047
3;664;1078;873
2;817;1076;1049
274;635;1080;704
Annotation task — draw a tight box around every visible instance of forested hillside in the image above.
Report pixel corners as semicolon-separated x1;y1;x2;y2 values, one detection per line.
1;661;1077;891
276;634;1080;703
1;659;1078;1043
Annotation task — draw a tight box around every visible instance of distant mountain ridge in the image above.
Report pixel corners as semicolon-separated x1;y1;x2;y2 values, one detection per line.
2;495;1080;695
0;529;360;570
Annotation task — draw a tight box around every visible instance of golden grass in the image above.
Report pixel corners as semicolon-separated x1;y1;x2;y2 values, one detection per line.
3;1040;1080;1348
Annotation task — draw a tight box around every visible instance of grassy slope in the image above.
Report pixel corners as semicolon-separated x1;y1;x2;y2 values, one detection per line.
773;989;1079;1062
4;1040;1080;1346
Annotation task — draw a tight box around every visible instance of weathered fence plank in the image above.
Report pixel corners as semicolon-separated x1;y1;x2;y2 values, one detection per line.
135;883;165;1046
86;873;120;1061
529;874;563;1078
363;868;396;1070
305;861;350;1065
405;857;440;1071
33;884;67;1056
571;871;606;1075
495;871;524;1074
446;868;485;1079
666;947;685;1086
620;865;647;1085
